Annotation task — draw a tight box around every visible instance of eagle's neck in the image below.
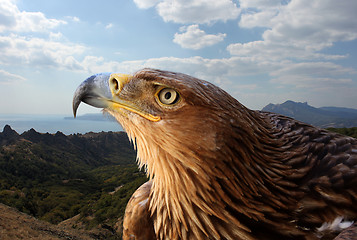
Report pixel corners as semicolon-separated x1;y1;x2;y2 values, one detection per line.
147;149;256;240
118;110;304;239
137;132;284;239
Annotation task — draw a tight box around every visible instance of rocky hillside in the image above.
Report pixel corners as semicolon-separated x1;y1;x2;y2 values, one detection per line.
0;125;147;239
0;203;95;240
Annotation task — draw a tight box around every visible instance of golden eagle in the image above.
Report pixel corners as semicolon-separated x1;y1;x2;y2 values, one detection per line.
73;69;357;239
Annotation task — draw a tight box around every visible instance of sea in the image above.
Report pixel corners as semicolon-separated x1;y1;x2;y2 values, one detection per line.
0;114;123;135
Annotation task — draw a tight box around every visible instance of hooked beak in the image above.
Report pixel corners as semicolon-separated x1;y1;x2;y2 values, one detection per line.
73;73;161;121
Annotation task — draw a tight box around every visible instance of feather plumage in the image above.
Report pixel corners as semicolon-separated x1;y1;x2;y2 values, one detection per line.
73;68;357;239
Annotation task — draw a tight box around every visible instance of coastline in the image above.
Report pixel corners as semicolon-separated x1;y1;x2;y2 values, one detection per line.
0;114;122;135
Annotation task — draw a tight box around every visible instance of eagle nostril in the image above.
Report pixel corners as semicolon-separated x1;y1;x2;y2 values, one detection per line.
108;73;132;96
112;78;119;91
109;77;122;95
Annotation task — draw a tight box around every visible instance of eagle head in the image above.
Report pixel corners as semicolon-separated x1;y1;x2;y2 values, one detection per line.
73;68;254;179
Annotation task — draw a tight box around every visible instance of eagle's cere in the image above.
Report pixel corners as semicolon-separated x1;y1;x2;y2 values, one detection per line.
73;69;357;240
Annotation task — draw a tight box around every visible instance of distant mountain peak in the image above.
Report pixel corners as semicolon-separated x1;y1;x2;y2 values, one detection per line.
55;131;66;137
262;101;357;128
0;125;20;146
21;128;43;143
2;125;19;137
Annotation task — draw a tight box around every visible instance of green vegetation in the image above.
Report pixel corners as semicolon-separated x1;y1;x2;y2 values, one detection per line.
327;127;357;138
0;126;147;238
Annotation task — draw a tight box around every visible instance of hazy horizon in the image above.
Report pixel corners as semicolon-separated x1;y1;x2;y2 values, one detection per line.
0;113;123;135
2;100;357;135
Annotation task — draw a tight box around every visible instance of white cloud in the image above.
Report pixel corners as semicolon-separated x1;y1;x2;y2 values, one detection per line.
0;1;85;72
225;0;357;105
133;0;162;9
105;23;113;29
270;72;357;109
240;9;278;28
136;0;240;24
236;0;357;62
79;55;278;86
272;76;353;89
67;16;80;22
270;62;356;88
271;62;356;78
239;0;283;9
49;32;64;41
0;69;26;84
0;34;85;70
234;83;257;91
227;41;347;61
0;0;66;33
173;25;226;49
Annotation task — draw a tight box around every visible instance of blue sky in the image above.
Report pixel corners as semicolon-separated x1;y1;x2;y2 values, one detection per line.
0;0;356;116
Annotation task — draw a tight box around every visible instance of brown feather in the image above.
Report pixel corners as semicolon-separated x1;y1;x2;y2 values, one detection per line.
123;181;155;239
75;68;357;239
334;223;357;240
117;69;357;239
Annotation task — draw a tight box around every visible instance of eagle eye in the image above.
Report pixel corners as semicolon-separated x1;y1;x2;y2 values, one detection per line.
157;88;180;105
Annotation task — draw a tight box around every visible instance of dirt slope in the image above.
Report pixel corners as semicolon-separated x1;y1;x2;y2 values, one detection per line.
0;203;95;240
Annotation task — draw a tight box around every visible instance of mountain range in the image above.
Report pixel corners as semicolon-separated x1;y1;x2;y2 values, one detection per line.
262;100;357;128
0;125;146;239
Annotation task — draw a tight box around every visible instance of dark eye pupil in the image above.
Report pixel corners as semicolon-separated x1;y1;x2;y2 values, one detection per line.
164;92;171;99
158;88;179;105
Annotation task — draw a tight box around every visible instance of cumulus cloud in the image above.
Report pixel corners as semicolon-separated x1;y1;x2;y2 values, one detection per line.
105;23;113;29
227;41;347;61
271;62;356;78
225;0;357;100
0;34;85;70
49;32;64;41
133;0;162;9
0;69;26;84
239;0;283;9
173;25;226;49
134;0;240;24
235;0;357;62
270;62;356;88
239;9;278;28
0;0;66;33
66;16;80;22
0;1;85;72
